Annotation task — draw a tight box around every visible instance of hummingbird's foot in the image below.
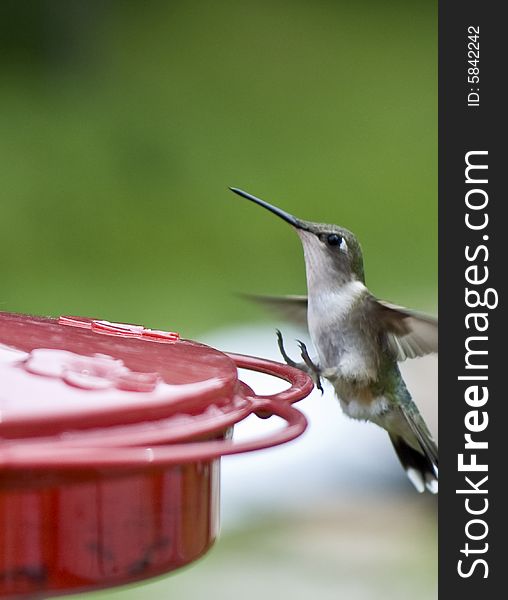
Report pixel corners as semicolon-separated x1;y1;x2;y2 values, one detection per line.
297;339;324;394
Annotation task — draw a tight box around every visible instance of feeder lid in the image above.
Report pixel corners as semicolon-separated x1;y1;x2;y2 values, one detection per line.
0;312;243;440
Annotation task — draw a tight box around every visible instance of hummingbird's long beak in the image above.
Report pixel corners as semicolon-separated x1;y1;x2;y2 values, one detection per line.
229;187;308;231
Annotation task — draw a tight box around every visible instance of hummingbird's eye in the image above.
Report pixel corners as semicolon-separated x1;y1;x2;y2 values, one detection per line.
326;233;343;247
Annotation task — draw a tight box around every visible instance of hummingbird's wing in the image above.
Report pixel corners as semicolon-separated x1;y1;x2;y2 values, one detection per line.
372;299;438;361
244;294;437;362
241;294;308;327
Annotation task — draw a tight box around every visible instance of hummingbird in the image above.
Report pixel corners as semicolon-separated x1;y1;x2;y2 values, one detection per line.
230;187;438;494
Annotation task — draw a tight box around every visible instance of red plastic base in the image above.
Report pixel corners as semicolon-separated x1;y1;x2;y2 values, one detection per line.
0;459;220;598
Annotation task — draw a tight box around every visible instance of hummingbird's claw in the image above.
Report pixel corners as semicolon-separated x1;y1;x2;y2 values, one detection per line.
296;339;324;395
276;329;298;368
276;330;324;394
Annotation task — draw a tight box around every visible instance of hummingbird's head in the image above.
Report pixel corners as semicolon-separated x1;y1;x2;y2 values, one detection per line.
230;187;365;289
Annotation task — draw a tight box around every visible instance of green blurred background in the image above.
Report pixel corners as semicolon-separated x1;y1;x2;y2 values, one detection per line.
1;1;437;598
1;0;436;335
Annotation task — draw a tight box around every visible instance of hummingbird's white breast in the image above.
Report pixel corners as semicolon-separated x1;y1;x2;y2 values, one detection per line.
307;280;378;383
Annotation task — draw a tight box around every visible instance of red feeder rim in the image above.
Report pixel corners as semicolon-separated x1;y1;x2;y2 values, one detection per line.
0;312;313;470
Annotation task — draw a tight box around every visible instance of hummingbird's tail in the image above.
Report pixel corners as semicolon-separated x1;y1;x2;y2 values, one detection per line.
390;434;438;494
389;406;438;494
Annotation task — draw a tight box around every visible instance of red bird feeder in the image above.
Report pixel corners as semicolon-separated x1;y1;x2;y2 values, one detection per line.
0;312;313;598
